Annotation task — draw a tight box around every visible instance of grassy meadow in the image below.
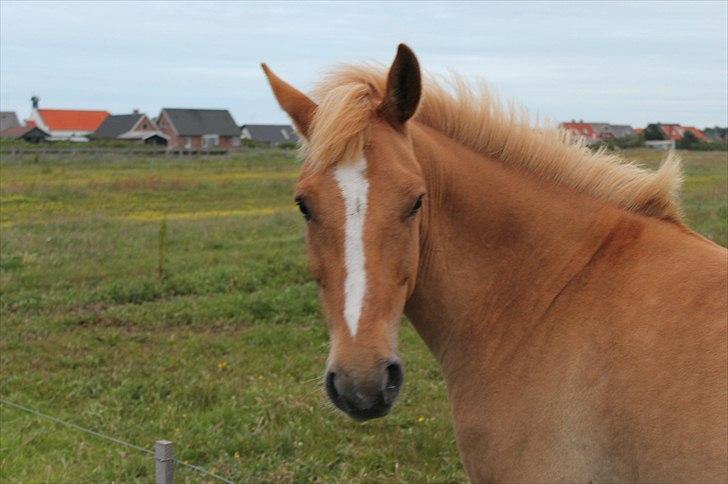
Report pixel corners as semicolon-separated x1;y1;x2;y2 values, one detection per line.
0;148;726;482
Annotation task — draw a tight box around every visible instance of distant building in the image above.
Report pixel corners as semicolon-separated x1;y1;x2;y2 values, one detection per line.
598;124;637;140
0;111;20;131
560;120;637;143
703;127;727;142
92;111;168;145
0;124;50;143
240;124;298;145
27;97;109;141
156;108;241;150
644;140;676;150
658;124;708;142
560;121;597;143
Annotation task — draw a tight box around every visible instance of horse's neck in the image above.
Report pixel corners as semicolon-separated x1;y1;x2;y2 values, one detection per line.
404;123;622;381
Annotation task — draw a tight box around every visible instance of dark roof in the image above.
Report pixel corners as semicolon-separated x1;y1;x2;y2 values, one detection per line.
162;109;240;136
92;113;143;139
604;125;636;138
0;125;50;139
241;124;298;143
0;111;20;131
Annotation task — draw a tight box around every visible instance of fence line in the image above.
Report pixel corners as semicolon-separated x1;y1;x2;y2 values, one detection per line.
0;147;232;158
0;398;234;484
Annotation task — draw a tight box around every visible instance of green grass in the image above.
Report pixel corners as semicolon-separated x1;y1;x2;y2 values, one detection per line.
0;148;725;482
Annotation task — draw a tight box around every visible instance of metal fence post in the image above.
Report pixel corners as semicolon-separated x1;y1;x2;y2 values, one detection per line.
155;440;175;484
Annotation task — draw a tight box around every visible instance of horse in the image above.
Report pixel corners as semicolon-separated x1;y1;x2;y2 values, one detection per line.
262;44;727;482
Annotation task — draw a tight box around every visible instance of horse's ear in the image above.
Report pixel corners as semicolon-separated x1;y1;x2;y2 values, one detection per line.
261;63;317;138
377;44;422;129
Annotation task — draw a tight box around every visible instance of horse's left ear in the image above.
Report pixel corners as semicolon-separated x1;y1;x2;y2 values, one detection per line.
378;44;422;129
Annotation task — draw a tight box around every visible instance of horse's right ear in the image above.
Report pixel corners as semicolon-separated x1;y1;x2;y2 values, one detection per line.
261;63;317;139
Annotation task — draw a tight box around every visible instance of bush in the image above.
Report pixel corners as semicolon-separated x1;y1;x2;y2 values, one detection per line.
643;124;666;141
590;135;644;152
677;130;700;149
683;141;728;151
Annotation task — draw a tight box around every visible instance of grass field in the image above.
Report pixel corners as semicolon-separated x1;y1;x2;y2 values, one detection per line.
1;148;725;482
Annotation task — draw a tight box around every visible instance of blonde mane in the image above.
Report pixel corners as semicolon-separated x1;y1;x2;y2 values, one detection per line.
304;65;683;222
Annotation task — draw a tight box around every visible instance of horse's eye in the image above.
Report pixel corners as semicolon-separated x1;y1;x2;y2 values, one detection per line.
408;195;424;217
296;198;312;221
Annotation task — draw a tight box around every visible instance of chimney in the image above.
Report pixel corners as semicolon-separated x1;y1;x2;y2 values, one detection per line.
31;95;39;109
133;109;139;114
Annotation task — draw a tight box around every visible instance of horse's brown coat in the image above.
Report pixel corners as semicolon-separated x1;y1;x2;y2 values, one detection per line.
263;45;728;482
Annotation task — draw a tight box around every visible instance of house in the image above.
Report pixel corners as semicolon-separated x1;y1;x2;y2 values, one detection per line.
0;111;20;131
645;140;676;150
156;108;241;149
658;124;708;142
703;127;727;142
560;121;598;143
91;110;168;145
561;121;637;143
0;124;50;143
598;124;637;139
27;97;109;141
240;124;298;145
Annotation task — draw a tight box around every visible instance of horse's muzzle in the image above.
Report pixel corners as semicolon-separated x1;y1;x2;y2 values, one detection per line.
325;360;403;421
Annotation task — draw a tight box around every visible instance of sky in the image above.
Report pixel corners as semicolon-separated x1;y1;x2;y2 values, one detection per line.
1;1;726;128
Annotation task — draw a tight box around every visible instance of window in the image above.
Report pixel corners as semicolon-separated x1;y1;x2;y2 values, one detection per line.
202;134;219;148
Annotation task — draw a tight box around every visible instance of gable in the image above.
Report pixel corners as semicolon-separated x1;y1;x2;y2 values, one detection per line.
130;115;157;132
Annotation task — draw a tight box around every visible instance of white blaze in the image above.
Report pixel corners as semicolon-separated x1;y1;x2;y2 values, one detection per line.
333;157;369;337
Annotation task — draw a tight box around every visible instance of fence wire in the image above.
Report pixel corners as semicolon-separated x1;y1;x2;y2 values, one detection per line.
1;398;235;484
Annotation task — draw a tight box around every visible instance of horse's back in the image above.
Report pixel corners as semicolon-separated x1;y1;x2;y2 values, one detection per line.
602;221;727;482
454;218;727;482
554;218;727;481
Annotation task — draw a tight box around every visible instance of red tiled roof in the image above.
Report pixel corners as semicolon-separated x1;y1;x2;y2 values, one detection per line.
684;126;708;142
659;124;708;142
560;122;596;139
38;109;109;131
659;124;683;141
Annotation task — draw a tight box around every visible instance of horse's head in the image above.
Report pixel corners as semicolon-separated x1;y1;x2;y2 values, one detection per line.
263;45;424;421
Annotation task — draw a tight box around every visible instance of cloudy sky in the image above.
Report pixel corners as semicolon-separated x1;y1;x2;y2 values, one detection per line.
1;1;726;128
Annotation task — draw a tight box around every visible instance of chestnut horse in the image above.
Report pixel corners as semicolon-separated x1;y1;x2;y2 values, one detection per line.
262;45;727;482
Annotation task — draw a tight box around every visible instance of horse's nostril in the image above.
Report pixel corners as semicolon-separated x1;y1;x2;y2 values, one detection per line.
385;361;403;392
326;371;339;402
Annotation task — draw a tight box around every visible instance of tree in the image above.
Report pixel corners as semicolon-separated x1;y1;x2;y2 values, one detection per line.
677;130;700;149
643;123;665;141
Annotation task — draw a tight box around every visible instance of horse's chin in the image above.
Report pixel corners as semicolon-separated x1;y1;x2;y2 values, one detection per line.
344;403;393;422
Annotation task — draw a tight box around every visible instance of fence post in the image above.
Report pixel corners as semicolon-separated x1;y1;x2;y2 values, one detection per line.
155;440;175;484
